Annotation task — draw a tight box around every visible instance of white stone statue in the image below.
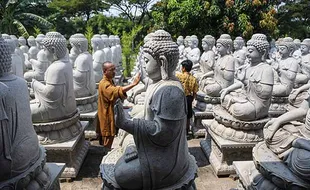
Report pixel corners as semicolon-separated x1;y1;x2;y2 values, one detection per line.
5;38;23;78
182;35;191;60
27;36;39;60
233;36;246;70
102;34;112;62
18;36;29;54
35;34;45;50
196;35;215;76
0;34;51;189
70;33;96;98
69;34;81;67
186;35;201;68
115;35;122;67
91;35;106;83
10;35;25;67
177;36;185;62
109;35;118;65
30;32;77;123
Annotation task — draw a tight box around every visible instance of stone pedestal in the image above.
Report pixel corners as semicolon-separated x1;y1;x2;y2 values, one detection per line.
76;92;98;113
268;96;288;117
200;126;257;176
80;110;98;140
46;163;66;190
191;91;220;138
43;121;90;178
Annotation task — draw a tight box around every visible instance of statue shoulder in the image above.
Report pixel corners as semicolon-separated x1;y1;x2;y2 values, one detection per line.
45;61;68;84
256;63;274;85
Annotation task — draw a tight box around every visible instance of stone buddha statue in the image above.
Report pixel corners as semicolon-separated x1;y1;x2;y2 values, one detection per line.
10;35;25;67
30;32;77;123
19;36;29;54
233;36;246;70
272;37;298;97
199;34;235;97
69;34;81;67
177;35;185;65
293;38;302;60
299;39;310;79
91;35;106;83
182;35;191;61
196;35;215;78
70;34;96;97
5;38;24;78
248;90;310;189
27;35;39;60
115;35;122;67
24;45;50;82
220;33;273;121
100;30;197;190
109;35;120;73
101;34;112;62
35;34;45;50
187;35;201;69
0;34;51;189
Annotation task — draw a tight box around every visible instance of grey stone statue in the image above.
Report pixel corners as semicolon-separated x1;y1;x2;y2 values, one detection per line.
27;36;39;60
100;30;197;190
186;35;201;66
0;34;51;189
177;35;185;62
91;35;106;83
69;34;81;67
18;36;29;54
199;34;235;97
5;38;23;78
233;36;246;70
102;34;112;62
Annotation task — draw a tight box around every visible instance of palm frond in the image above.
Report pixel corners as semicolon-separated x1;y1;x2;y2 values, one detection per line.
13;19;29;37
21;12;53;27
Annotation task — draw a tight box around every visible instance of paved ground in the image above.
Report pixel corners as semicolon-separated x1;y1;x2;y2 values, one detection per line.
60;137;237;190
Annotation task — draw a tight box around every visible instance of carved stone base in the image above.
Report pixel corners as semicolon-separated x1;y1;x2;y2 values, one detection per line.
100;147;198;190
269;96;288;117
233;161;279;190
200;128;258;176
43;121;90;178
0;146;52;189
191;109;213;138
76;92;98;113
46;163;66;190
80;110;98;140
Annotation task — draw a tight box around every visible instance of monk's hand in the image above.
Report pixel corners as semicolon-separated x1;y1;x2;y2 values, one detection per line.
133;73;141;86
264;118;281;141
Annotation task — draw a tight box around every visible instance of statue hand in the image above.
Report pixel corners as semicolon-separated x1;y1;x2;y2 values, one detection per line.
220;88;229;103
133;73;141;86
264;118;281;141
290;89;300;100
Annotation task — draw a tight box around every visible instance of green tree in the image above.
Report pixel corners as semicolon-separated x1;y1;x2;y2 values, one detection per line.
276;0;310;39
0;0;52;37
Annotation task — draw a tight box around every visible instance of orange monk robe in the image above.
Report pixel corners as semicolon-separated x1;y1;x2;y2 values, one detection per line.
96;76;127;144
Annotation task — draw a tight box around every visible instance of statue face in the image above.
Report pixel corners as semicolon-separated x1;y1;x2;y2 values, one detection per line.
278;45;289;58
202;41;209;51
216;43;227;56
233;42;240;51
177;39;183;46
143;52;161;81
184;40;188;47
44;47;54;62
246;45;261;65
301;45;309;55
91;42;97;51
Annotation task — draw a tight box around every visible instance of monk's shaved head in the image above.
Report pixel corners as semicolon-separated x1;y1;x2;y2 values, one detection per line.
102;61;114;72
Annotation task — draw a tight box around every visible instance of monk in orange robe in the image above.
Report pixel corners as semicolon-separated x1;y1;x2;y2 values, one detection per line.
96;62;140;148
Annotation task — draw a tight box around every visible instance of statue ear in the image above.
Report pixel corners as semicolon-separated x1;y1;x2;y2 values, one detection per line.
289;47;294;56
159;55;168;80
261;49;267;61
227;45;231;54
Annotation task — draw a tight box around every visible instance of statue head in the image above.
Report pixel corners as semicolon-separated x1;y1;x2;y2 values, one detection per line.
91;35;104;51
0;34;12;76
115;36;120;45
10;35;19;47
143;30;179;81
202;35;215;51
294;39;301;49
42;32;67;61
35;34;45;49
18;36;27;46
176;36;184;46
246;33;269;65
1;34;10;40
189;35;198;49
101;34;109;48
233;37;245;51
109;35;115;47
184;36;190;47
69;33;88;54
277;37;295;58
301;39;310;55
27;36;36;47
216;34;233;56
4;39;16;54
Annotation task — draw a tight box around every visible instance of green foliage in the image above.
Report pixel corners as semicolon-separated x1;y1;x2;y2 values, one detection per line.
0;0;53;37
85;24;94;52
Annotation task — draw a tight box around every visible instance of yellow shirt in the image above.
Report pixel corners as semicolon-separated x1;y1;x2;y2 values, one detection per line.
176;72;198;96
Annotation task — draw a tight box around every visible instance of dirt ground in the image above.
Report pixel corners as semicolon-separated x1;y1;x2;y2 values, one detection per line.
60;137;238;190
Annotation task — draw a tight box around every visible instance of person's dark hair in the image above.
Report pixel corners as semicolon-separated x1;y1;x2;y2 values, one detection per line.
181;60;193;72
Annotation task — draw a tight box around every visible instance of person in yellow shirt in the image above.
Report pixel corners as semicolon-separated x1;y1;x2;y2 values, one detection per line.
176;59;199;135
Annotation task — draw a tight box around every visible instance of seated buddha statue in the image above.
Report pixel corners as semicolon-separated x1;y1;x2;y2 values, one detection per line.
69;34;81;67
193;35;215;80
18;36;29;54
177;36;185;64
199;34;235;97
27;36;39;61
101;34;112;62
30;32;77;123
101;30;197;190
233;36;246;70
186;35;201;67
91;35;106;83
0;34;50;189
220;34;274;121
70;34;96;98
5;39;23;78
272;37;299;97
